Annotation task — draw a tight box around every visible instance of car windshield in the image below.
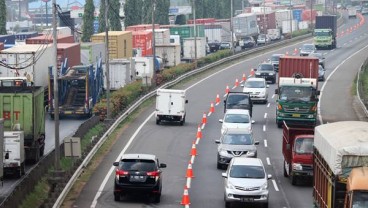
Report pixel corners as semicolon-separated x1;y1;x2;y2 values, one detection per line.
224;114;250;123
314;31;330;36
310;53;322;59
245;80;265;88
294;138;313;154
271;55;281;61
222;133;252;145
230;165;265;178
221;43;230;47
243;37;252;41
227;95;249;105
352;191;368;208
279;86;315;102
258;64;273;71
258;34;266;38
120;159;157;171
302;45;315;50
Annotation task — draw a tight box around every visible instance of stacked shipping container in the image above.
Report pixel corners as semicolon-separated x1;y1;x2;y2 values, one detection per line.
25;34;74;44
91;31;133;59
125;24;160;32
132;30;153;56
169;25;205;40
57;43;81;69
81;42;105;64
187;18;216;24
256;11;276;33
149;29;170;45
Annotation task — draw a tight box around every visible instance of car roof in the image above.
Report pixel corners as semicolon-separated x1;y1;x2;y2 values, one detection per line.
120;154;157;161
246;77;265;82
224;128;253;135
225;109;250;115
302;43;315;46
232;157;263;166
272;54;284;57
259;63;273;66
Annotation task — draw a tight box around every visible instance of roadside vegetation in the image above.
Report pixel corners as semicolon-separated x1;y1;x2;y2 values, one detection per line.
360;60;368;105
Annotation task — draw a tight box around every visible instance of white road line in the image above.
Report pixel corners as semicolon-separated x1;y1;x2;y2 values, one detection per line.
264;140;268;147
323;53;328;55
201;123;205;130
272;179;280;192
267;103;270;108
240;80;244;84
266;157;271;165
215;103;219;106
195;137;200;145
272;94;275;99
232;86;236;89
264;113;267;119
263;125;266;132
186;178;192;189
331;49;335;52
223;93;228;98
191;155;195;164
207;112;212;117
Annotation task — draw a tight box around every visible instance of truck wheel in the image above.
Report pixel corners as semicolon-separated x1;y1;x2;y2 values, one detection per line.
180;116;185;126
277;121;283;128
225;201;232;208
291;175;297;185
156;119;160;125
21;163;25;175
217;162;222;169
283;162;288;177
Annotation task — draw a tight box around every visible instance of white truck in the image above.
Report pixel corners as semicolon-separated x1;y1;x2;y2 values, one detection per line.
267;29;281;40
4;131;25;178
182;37;207;60
348;8;357;18
155;89;188;125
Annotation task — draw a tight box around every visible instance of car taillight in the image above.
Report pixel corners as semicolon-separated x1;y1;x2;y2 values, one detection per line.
147;171;160;180
277;104;283;110
311;105;317;112
115;170;128;179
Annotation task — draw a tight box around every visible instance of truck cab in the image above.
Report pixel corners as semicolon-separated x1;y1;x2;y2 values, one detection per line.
345;167;368;208
313;29;334;49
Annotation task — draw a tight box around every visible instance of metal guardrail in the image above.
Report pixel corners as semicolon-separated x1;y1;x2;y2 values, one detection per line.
356;59;368;117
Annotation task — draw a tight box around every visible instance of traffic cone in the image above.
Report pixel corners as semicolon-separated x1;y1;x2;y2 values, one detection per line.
234;78;239;87
209;102;215;113
202;112;207;125
293;48;298;55
186;162;194;178
242;73;247;82
180;186;191;205
250;69;255;76
285;51;289;55
196;125;202;139
215;94;220;105
190;141;197;156
225;85;230;94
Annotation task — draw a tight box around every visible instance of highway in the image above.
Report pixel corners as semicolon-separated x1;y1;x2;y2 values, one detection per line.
67;13;368;208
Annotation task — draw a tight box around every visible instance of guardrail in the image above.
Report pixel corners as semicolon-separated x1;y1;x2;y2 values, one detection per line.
357;58;368;117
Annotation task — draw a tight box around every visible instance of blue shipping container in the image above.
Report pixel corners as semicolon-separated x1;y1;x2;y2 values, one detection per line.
293;9;302;22
0;35;16;45
14;32;39;41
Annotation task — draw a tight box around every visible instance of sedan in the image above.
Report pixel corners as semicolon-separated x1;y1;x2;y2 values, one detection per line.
257;34;271;45
219;109;254;134
255;63;276;84
300;44;317;56
318;65;326;81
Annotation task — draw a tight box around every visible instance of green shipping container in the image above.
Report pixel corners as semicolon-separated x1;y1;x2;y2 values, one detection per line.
0;86;46;162
169;25;205;39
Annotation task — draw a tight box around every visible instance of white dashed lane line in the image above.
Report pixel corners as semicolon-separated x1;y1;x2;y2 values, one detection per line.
267;103;270;108
272;94;275;99
264;113;267;119
263;125;266;132
272;179;280;191
266;157;271;165
264;140;268;147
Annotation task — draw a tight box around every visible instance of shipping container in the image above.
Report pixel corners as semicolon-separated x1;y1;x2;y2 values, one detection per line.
125;24;160;32
0;86;45;163
0;35;16;45
160;25;178;29
42;27;72;36
204;24;231;43
170;35;181;45
233;13;259;38
57;43;81;69
251;6;273;13
81;42;105;65
91;31;133;59
132;30;153;56
147;29;170;45
187;18;216;24
0;44;55;87
103;58;136;90
293;9;303;22
155;44;181;67
25;34;75;44
298;21;309;30
169;25;205;40
256;11;276;34
0;42;3;51
14;32;40;41
182;37;206;60
315;15;337;37
132;56;154;86
282;20;298;34
0;119;3;182
278;56;319;80
276;10;292;28
302;10;318;22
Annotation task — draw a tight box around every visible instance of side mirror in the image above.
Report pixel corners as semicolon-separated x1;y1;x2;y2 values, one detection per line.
275;89;279;94
267;174;272;179
215;140;220;144
266;85;270;88
5;152;9;160
253;68;257;72
219;119;224;123
113;162;119;166
254;141;260;145
185;100;188;104
159;163;167;168
286;144;291;150
251;120;255;124
222;173;227;178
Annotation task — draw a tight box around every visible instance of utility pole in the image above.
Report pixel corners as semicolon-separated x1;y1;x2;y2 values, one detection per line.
289;0;292;38
193;0;197;68
152;0;156;84
263;0;266;42
310;0;313;30
230;0;235;54
105;0;110;119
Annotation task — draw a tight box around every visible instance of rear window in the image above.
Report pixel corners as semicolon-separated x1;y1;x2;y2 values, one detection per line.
271;55;281;61
227;94;249;105
120;159;157;171
258;64;273;71
230;165;265;178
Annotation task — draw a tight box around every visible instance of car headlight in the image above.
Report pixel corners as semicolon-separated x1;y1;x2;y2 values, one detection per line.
255;72;261;75
259;91;265;95
269;72;274;76
261;182;268;190
227;181;235;190
307;114;314;118
292;163;303;171
219;148;228;155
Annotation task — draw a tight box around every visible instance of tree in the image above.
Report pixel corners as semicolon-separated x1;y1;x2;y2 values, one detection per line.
98;0;106;33
175;14;187;25
124;0;144;27
109;0;122;30
155;0;170;25
0;0;6;35
82;0;95;42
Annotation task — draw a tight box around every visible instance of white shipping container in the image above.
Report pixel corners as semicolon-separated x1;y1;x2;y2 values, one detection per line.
103;59;136;90
205;28;222;42
170;35;180;45
132;56;154;86
182;37;206;60
0;44;54;87
298;21;309;30
42;27;72;36
155;44;181;67
155;89;187;124
233;13;259;37
81;42;105;64
276;10;292;28
282;20;298;34
4;131;25;177
148;29;170;45
251;6;273;14
267;28;281;40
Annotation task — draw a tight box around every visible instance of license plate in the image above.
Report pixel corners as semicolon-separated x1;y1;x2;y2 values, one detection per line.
129;175;145;182
292;114;301;117
241;197;254;202
64;111;72;114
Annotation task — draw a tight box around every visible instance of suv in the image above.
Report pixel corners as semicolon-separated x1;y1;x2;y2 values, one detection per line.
113;154;167;202
224;92;253;116
222;157;272;208
242;78;269;104
240;36;256;49
215;128;259;169
270;54;283;72
255;63;276;84
309;52;325;68
208;41;221;53
299;44;317;56
219;42;232;50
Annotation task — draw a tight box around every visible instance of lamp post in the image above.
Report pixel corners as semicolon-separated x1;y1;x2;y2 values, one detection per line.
105;0;110;119
152;0;156;85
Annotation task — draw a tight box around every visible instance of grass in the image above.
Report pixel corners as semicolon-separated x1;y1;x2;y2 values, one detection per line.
360;64;368;99
19;178;50;208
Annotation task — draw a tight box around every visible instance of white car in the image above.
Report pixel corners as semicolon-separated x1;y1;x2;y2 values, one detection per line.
219;109;254;134
222;157;272;207
257;34;270;45
242;78;269;104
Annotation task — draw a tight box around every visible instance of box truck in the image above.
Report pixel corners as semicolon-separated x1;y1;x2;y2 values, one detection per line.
314;15;337;49
4;131;25;178
155;89;188;125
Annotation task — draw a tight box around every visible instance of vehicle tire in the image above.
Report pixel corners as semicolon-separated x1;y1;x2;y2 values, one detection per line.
180;116;185;126
291;175;297;185
217;162;222;169
225;201;232;208
40;145;45;157
277;121;283;128
21;163;25;175
114;194;120;201
153;194;161;203
263;202;269;208
283;162;288;177
156;119;160;125
264;100;268;104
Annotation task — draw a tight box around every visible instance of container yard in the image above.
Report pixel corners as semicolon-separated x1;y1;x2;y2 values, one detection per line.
57;43;81;69
132;30;153;57
81;42;106;65
91;31;133;59
25;34;75;44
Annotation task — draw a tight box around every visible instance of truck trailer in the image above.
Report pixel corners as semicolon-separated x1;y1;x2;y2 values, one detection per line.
313;121;368;208
4;131;25;178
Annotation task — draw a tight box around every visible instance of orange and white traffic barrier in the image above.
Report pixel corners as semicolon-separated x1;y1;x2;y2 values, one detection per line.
250;69;255;76
224;85;230;97
241;73;247;83
196;125;202;139
285;51;289;55
186;162;194;178
208;102;215;116
181;186;191;206
190;141;197;156
215;94;221;105
293;48;298;55
201;113;207;129
234;78;239;88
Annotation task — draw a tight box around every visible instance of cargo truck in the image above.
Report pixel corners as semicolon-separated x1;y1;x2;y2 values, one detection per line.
4;131;25;178
282;121;314;185
313;121;368;208
155;89;188;125
314;15;337;49
348;8;357;19
275;56;320;128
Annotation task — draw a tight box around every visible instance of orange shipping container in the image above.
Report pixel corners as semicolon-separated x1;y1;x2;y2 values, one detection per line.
126;24;160;32
26;34;75;44
279;56;319;81
91;31;133;59
302;10;318;22
132;30;153;56
57;43;81;69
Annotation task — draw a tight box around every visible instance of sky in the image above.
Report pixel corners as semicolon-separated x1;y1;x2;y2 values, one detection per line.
29;0;92;9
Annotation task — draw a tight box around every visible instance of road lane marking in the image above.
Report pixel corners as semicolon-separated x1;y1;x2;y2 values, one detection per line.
263;125;266;132
264;113;267;119
272;180;280;192
272;94;275;99
232;86;236;89
264;140;268;147
267;103;270;108
186;178;192;188
207;112;212;117
266;157;271;165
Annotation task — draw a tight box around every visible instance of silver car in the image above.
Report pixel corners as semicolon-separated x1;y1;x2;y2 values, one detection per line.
222;157;271;207
242;78;269;104
309;52;325;68
215;129;259;169
299;44;317;56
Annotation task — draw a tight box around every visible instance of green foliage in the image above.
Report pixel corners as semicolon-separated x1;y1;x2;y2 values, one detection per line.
361;61;368;101
0;0;6;35
81;124;104;152
98;0;106;33
292;29;310;37
81;0;95;42
175;14;187;25
19;178;50;208
155;0;170;25
109;0;122;30
197;49;233;67
124;0;144;27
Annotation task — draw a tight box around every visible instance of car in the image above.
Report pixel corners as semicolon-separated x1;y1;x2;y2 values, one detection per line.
215;128;260;169
299;44;317;56
113;154;167;203
219;42;233;50
309;52;325;68
318;65;326;81
240;36;256;49
270;54;284;72
255;63;276;84
362;7;368;15
208;41;221;53
257;34;271;45
222;157;272;208
224;92;253;116
355;5;362;12
242;77;269;104
219;109;254;135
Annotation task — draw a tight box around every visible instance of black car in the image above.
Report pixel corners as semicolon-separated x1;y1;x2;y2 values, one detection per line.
240;36;256;49
113;154;167;203
224;92;253;117
255;63;276;84
208;41;221;53
270;54;284;72
219;42;232;50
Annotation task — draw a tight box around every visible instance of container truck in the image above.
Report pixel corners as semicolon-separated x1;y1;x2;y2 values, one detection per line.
282;121;314;185
267;29;281;40
4;131;25;178
275;56;320;128
313;121;368;208
233;13;259;47
348;8;357;19
182;37;206;61
155;89;188;125
0;83;46;163
0;119;4;183
314;15;337;49
81;42;105;65
155;44;181;67
103;59;136;90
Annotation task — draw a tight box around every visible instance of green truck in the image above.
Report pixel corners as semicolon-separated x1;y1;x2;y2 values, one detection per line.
0;78;46;163
275;56;320;128
314;15;337;49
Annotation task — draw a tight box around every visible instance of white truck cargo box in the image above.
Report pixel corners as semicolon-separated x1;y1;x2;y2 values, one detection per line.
132;56;154;86
267;28;281;40
298;21;309;30
42;27;72;36
314;121;368;175
170;35;180;45
282;20;298;34
103;58;136;90
276;10;292;28
233;13;259;38
0;44;54;87
4;131;25;178
148;29;170;45
81;42;106;65
182;37;206;60
155;44;181;67
155;89;188;125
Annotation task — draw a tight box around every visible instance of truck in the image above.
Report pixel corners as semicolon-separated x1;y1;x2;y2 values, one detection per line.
233;13;259;48
0;82;46;163
155;89;188;125
103;59;136;91
275;56;320;128
182;37;207;61
4;131;25;178
313;121;368;208
48;59;103;118
0;119;4;183
267;29;281;40
314;15;337;49
348;8;357;19
282;121;314;185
